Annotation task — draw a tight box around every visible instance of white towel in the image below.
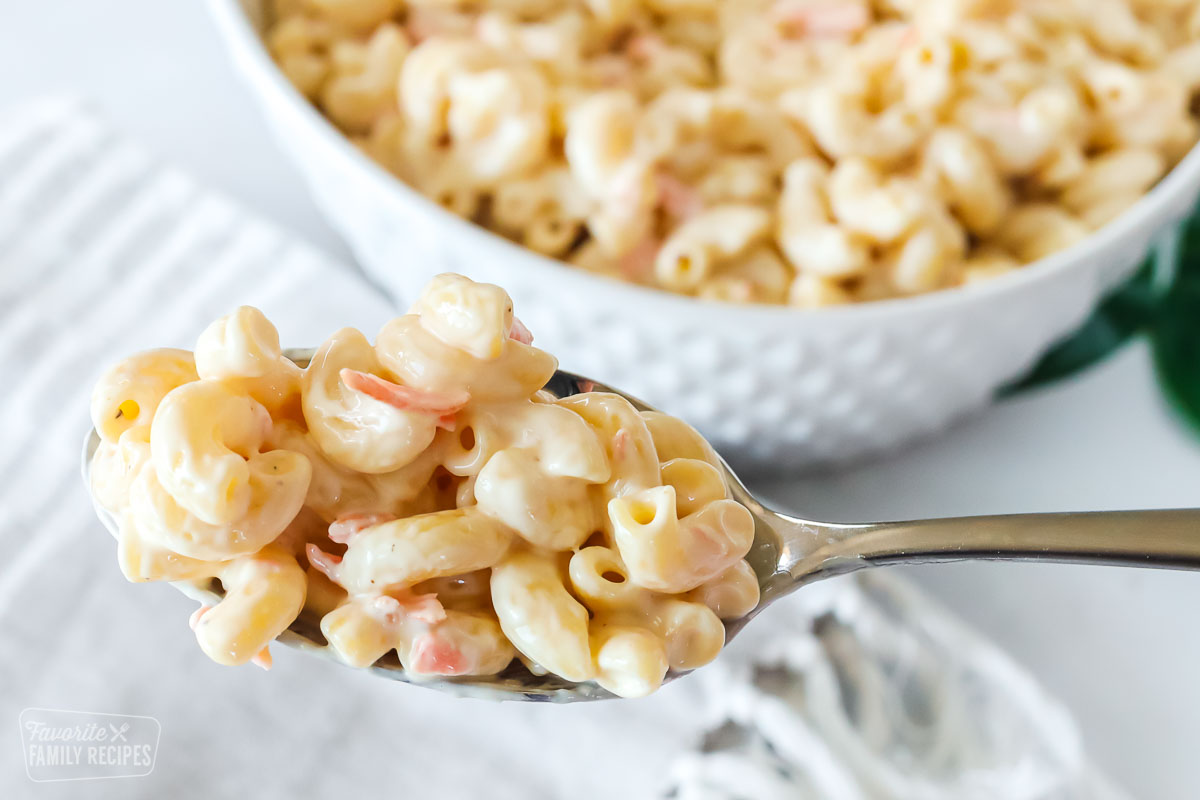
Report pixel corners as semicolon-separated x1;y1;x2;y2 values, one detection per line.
0;98;1123;799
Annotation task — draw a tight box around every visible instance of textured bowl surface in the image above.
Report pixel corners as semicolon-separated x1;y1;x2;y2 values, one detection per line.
210;0;1200;471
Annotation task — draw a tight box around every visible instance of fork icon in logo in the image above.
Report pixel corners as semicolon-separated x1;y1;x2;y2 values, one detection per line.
109;723;129;742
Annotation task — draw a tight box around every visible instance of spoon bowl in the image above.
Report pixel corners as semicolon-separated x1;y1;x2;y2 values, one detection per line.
84;351;1200;702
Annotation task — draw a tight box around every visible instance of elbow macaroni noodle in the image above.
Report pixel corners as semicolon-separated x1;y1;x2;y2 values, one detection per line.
267;0;1200;305
89;273;758;696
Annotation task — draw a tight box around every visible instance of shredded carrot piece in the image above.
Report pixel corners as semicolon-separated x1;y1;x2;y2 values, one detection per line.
509;316;534;345
775;2;870;37
656;173;704;220
339;369;469;420
306;543;342;581
329;512;396;544
372;591;447;625
399;591;446;624
251;647;273;670
410;631;468;675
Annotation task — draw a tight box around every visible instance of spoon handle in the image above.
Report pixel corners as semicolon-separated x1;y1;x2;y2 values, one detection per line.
780;509;1200;588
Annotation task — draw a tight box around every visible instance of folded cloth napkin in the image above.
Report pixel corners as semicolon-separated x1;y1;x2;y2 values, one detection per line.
0;98;1124;800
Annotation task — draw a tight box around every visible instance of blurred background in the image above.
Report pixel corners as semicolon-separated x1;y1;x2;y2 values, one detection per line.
3;2;1200;798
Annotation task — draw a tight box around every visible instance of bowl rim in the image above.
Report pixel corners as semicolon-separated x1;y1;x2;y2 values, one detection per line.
210;0;1200;326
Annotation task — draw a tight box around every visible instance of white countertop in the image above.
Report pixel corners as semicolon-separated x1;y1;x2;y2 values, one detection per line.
4;2;1200;797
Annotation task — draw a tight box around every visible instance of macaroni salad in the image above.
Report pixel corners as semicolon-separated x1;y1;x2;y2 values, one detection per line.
266;0;1200;305
89;273;759;697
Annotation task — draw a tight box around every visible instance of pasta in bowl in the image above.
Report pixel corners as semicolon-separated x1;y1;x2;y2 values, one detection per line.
261;0;1200;304
209;0;1200;468
86;274;761;699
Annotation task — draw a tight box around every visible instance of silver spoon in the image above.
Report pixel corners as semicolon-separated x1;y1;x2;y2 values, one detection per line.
84;351;1200;702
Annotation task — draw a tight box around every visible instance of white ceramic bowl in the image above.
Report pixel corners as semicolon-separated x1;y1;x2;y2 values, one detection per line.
209;0;1200;471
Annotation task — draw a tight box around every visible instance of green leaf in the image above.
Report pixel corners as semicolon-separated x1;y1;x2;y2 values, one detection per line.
1150;286;1200;438
1150;211;1200;437
1173;209;1200;290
